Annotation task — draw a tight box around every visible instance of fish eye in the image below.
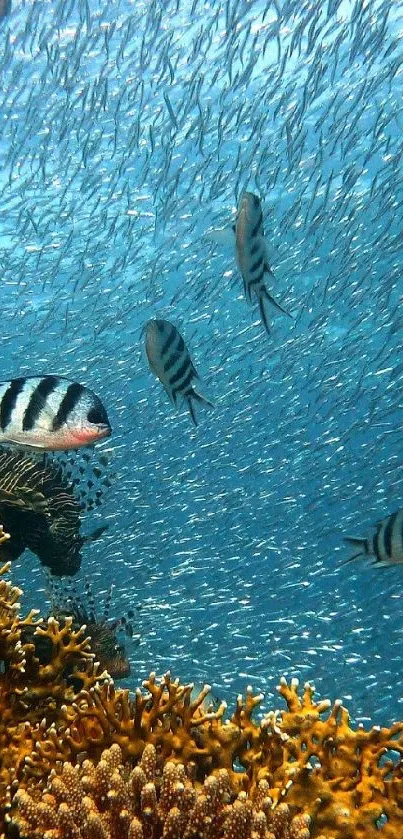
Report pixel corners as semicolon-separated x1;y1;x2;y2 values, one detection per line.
253;194;259;206
87;405;108;425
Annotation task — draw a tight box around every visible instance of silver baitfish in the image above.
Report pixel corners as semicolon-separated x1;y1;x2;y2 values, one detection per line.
145;319;214;426
235;192;291;334
0;375;111;451
344;509;403;567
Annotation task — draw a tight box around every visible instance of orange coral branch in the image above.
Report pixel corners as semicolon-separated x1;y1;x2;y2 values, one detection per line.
2;563;403;838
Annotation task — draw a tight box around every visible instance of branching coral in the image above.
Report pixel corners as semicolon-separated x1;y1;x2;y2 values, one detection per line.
0;561;104;825
8;743;311;839
2;562;403;838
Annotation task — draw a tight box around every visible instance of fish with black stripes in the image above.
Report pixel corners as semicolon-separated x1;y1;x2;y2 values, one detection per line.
0;375;111;451
343;509;403;567
210;191;291;334
145;319;214;426
234;191;291;334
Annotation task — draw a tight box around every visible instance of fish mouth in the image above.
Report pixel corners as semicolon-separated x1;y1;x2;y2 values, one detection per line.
95;423;112;439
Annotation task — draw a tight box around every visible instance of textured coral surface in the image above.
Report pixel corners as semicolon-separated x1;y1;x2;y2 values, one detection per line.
1;561;403;838
11;743;312;839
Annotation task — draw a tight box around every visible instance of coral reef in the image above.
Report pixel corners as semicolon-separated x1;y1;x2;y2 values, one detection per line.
0;561;103;824
1;561;403;838
10;743;311;839
46;576;135;680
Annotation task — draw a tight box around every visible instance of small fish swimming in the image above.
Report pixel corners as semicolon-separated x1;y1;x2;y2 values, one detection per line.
344;509;403;567
234;192;291;334
145;319;214;425
0;375;111;451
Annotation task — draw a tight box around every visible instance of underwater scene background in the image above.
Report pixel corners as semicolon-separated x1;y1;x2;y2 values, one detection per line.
0;0;402;728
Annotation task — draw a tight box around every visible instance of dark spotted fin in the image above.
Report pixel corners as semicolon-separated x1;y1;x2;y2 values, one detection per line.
0;486;48;514
341;536;369;565
186;389;215;426
44;447;114;513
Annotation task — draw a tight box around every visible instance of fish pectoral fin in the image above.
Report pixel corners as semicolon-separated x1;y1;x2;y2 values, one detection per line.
205;226;236;249
370;559;391;568
0;486;48;514
0;488;26;509
5;437;47;450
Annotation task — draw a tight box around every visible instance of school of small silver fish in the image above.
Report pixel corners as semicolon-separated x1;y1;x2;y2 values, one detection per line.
1;0;403;721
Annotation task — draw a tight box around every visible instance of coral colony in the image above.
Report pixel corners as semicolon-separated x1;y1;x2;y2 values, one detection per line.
0;551;402;837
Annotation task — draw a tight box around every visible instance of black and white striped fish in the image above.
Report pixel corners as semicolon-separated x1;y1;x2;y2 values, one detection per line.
145;319;214;426
343;509;403;567
0;375;111;451
235;192;291;334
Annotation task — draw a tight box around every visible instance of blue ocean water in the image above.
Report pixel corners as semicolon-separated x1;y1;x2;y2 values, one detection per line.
1;0;403;727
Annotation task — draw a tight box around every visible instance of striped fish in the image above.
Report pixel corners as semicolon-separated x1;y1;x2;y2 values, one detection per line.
344;509;403;567
235;192;291;334
0;375;111;451
145;319;214;426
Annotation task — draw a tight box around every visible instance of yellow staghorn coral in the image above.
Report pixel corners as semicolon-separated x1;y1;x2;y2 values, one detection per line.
0;562;105;827
7;743;312;839
3;562;403;837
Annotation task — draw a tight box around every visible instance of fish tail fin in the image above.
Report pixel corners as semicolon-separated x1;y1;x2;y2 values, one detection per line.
341;536;369;565
262;281;292;318
186;389;215;426
187;397;198;426
258;291;272;334
191;389;215;410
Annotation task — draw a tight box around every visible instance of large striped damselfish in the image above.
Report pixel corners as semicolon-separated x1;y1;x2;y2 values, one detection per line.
0;375;111;451
145;319;214;426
